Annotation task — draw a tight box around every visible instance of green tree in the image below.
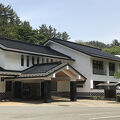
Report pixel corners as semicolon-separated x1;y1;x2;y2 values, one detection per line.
38;24;70;41
0;4;20;39
103;46;120;55
111;39;120;46
61;32;70;40
15;21;45;44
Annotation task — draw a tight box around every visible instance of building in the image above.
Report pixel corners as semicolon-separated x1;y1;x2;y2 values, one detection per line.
0;38;120;102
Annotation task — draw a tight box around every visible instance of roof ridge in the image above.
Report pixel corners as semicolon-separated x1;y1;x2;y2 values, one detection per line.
51;38;101;50
34;61;61;66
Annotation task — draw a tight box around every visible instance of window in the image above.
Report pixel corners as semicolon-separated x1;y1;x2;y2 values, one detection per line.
32;56;34;65
6;81;12;92
27;56;29;67
51;59;53;63
76;81;84;88
42;58;44;63
93;81;105;89
93;60;106;75
37;57;39;64
21;55;24;66
109;63;115;76
46;58;49;63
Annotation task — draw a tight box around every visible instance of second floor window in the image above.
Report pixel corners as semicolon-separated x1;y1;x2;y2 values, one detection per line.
93;60;106;75
21;55;24;66
37;57;39;64
42;58;44;63
46;58;49;63
51;59;53;63
109;63;115;76
32;56;34;65
27;56;29;67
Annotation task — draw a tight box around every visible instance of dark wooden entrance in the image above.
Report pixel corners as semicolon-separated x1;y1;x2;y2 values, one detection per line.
104;86;116;98
14;81;22;98
22;83;41;99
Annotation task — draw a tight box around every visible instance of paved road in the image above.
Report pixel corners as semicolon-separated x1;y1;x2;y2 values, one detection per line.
0;105;120;120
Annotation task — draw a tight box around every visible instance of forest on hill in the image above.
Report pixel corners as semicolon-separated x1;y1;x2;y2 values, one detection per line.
76;39;120;55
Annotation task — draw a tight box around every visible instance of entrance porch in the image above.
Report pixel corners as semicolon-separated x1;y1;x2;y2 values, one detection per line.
4;62;86;102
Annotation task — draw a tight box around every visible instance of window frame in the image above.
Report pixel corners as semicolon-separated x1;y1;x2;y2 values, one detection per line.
21;55;24;66
46;58;49;63
27;56;29;67
109;62;115;76
32;56;34;65
42;58;44;63
37;57;39;64
93;60;106;75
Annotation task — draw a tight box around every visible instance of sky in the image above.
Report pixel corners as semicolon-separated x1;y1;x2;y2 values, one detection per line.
1;0;120;44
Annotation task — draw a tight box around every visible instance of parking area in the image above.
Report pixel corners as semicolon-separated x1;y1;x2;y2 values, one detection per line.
0;99;120;120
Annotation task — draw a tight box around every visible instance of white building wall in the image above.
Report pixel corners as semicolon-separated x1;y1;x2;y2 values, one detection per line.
46;41;120;93
46;42;92;92
0;78;5;93
57;81;70;92
4;51;31;70
0;49;5;68
3;51;63;71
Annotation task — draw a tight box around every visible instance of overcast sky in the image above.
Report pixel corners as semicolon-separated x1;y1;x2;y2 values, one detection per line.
1;0;120;43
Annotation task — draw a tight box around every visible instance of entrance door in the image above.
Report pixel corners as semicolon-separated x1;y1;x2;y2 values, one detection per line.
14;82;22;98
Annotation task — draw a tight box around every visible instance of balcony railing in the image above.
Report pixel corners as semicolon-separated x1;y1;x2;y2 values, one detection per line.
93;69;107;75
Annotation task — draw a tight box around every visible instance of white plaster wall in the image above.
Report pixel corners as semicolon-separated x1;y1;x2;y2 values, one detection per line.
47;42;92;92
57;81;70;92
0;49;5;68
3;51;62;71
46;41;120;93
0;78;5;93
4;51;30;70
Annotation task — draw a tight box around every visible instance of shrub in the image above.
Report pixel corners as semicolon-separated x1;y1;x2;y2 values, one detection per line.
116;95;120;102
93;96;101;100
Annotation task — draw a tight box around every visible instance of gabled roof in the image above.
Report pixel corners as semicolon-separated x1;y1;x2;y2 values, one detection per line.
20;62;87;80
46;38;120;62
0;38;72;60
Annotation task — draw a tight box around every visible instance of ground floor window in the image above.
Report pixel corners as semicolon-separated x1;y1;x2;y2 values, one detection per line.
93;81;105;89
76;81;84;88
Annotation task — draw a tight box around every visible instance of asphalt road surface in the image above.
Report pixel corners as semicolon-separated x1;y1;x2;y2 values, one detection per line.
0;105;120;120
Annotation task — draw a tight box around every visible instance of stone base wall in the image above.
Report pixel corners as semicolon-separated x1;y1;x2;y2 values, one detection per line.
0;92;12;100
51;91;70;97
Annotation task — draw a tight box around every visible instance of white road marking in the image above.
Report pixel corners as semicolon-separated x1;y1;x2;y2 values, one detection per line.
90;116;120;120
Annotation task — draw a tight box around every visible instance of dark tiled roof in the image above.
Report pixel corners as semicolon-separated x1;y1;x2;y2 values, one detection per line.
49;38;120;62
22;62;61;74
0;38;72;60
21;62;87;80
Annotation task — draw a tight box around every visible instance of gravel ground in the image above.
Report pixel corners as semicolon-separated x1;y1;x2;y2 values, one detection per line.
0;100;120;120
0;99;120;107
